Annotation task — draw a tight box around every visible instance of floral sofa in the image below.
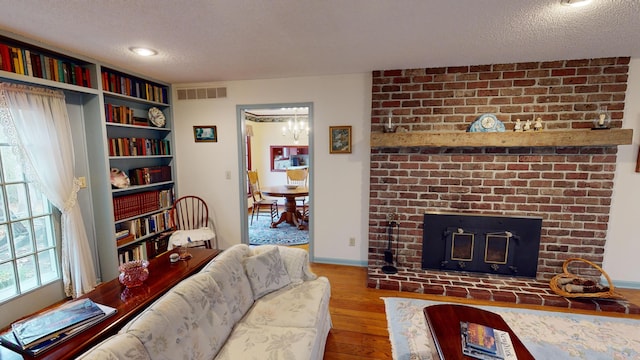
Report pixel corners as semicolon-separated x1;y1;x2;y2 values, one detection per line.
77;244;332;360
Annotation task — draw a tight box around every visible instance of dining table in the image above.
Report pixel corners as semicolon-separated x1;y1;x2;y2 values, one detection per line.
260;185;309;229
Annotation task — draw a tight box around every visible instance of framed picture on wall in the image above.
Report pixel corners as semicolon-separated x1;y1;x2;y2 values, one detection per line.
329;126;352;154
193;125;217;142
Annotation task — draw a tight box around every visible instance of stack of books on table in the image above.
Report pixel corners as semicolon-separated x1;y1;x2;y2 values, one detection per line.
460;321;518;360
0;299;116;356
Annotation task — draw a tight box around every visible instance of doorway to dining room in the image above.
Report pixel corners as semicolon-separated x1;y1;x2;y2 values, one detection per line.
236;103;313;249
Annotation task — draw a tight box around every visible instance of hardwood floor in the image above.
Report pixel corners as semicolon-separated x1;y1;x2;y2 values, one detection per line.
310;262;640;360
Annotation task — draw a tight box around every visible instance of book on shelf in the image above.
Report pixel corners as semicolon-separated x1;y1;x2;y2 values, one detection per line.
128;165;172;185
113;189;173;221
116;233;135;248
0;302;116;356
460;322;517;360
0;44;11;71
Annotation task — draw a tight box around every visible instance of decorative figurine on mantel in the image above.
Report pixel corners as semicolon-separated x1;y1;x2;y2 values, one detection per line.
513;118;523;132
534;117;543;131
593;106;611;130
523;119;532;132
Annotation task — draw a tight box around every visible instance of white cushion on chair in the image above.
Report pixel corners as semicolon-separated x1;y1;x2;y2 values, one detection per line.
168;227;215;249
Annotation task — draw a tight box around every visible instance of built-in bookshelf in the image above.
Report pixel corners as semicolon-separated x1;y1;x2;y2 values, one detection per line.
105;90;175;271
0;30;176;282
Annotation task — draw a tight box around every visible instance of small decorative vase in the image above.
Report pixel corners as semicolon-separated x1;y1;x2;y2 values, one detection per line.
119;260;149;288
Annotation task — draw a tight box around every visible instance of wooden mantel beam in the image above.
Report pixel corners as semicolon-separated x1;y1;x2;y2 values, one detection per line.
370;129;633;148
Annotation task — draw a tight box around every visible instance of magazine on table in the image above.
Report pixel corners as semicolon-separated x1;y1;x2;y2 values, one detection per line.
8;299;115;351
0;303;116;356
460;321;517;360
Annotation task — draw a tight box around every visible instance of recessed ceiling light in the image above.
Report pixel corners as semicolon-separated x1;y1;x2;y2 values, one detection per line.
561;0;592;7
129;47;158;56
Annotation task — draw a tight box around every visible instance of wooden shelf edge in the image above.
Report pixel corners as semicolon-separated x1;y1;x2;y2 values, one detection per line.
370;129;633;148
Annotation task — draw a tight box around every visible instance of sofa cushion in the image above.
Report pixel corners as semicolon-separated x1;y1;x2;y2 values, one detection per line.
214;324;317;360
120;272;233;360
201;244;255;323
75;333;151;360
251;245;317;284
243;276;331;329
243;246;291;299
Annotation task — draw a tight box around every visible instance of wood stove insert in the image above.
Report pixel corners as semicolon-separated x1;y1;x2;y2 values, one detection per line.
422;213;542;278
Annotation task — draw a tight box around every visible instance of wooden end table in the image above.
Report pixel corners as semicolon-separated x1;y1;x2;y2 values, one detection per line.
423;304;535;360
0;248;219;360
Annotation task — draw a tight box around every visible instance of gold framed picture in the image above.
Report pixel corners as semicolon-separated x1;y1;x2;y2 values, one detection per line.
193;125;217;142
329;126;352;154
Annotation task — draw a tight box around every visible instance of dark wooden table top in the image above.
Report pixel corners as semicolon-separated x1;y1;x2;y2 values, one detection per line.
0;248;220;360
261;186;309;197
423;304;535;360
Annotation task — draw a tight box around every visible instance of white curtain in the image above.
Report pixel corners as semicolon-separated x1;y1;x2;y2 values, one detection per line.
0;82;97;297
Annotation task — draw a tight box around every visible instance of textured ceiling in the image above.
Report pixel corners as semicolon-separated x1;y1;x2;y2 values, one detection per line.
0;0;639;84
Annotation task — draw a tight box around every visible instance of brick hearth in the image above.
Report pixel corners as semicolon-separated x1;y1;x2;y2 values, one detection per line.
368;267;640;315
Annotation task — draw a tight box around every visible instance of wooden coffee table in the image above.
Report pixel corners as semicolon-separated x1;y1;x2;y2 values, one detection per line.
423;304;535;360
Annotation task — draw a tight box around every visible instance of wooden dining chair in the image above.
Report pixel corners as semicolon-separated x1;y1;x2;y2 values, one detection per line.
286;168;309;223
170;195;215;249
247;170;279;225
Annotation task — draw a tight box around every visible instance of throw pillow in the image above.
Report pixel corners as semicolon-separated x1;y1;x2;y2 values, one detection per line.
243;247;291;299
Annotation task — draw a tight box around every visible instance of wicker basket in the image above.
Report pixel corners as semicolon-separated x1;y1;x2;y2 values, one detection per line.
549;258;624;299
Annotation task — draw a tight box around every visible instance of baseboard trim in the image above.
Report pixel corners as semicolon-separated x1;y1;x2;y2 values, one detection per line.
611;279;640;290
311;257;367;267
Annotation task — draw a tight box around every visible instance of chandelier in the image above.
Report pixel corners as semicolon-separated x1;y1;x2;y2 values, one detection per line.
281;110;309;144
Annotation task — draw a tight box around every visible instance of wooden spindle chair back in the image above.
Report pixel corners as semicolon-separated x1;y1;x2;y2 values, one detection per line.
171;195;212;248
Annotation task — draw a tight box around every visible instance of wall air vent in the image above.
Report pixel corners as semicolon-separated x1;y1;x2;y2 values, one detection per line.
176;87;227;100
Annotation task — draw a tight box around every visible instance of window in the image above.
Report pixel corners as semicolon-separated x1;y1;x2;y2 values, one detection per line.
0;126;59;303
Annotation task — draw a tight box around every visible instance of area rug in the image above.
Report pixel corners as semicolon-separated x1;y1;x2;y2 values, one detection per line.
383;297;640;360
248;214;308;246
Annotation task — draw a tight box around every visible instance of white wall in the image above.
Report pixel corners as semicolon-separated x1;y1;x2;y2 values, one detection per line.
173;74;371;265
173;67;640;286
604;58;640;287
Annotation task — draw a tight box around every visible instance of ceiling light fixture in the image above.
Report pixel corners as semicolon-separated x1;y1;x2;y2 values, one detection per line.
561;0;592;7
129;47;158;56
282;109;309;144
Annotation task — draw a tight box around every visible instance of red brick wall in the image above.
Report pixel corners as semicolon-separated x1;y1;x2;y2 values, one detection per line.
369;57;629;281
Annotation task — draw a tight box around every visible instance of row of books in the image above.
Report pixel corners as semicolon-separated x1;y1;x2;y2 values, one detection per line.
129;166;172;186
0;299;116;356
113;189;173;221
118;210;172;241
101;68;168;104
118;232;170;265
108;137;171;157
104;103;135;124
0;42;92;88
460;322;517;360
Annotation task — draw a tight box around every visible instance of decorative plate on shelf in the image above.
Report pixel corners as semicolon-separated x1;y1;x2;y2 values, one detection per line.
148;107;166;128
468;113;505;133
110;168;130;189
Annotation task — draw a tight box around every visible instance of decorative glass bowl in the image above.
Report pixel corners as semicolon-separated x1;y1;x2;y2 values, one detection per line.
118;260;149;288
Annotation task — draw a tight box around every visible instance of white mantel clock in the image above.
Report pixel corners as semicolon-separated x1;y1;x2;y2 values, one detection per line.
468;113;505;133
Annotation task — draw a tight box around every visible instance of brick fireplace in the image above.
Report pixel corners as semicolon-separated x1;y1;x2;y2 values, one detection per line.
367;57;640;314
